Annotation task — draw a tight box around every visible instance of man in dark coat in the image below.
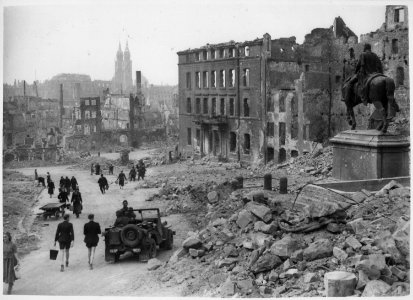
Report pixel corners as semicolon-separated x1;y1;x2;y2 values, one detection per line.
355;43;383;104
70;176;78;191
58;188;69;205
71;188;83;218
59;176;65;189
97;174;108;194
64;176;71;194
48;180;55;198
54;214;74;272
137;160;146;181
46;172;51;185
37;176;46;187
129;167;137;181
108;164;114;175
116;171;127;189
83;214;101;270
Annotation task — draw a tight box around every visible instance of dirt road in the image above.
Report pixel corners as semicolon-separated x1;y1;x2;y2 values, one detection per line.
9;163;191;296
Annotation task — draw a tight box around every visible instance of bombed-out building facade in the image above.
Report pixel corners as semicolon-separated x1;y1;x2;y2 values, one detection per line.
177;5;409;164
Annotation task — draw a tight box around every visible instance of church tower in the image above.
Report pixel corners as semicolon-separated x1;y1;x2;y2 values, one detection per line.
123;41;133;94
113;42;124;93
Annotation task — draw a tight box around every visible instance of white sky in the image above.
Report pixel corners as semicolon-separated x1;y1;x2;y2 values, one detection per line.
1;0;406;85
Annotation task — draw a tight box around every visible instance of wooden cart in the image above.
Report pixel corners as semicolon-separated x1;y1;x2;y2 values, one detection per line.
38;203;67;220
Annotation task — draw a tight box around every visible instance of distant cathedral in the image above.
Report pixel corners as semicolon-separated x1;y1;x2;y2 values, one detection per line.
112;41;133;94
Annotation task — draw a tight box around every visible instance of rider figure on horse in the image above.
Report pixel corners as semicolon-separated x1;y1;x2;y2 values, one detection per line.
347;43;383;106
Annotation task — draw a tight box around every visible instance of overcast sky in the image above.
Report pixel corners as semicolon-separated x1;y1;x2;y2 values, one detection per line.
2;0;402;85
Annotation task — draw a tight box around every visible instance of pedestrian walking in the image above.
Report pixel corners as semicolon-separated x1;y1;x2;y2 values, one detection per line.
83;214;101;270
70;176;78;191
48;180;55;198
116;170;127;189
54;214;74;272
3;232;19;294
46;172;51;185
58;188;69;205
137;160;146;181
97;174;108;194
34;169;38;181
71;188;83;218
108;164;114;175
129;167;136;182
37;176;46;187
59;176;65;189
91;163;94;175
65;176;71;194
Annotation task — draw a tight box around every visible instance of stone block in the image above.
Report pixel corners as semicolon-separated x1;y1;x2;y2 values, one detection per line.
220;277;235;297
236;279;254;293
346;218;369;235
303;239;333;261
333;247;348;261
392;220;410;261
345;236;362;250
356;270;369;290
182;236;202;249
390;266;407;280
303;272;318;283
236;210;254;229
245;202;272;223
169;248;188;263
207;191;219;203
270;235;302;258
324;271;357;297
147;258;163;271
269;270;279;282
361;280;391;297
249;232;273;248
250;253;282;274
374;231;404;263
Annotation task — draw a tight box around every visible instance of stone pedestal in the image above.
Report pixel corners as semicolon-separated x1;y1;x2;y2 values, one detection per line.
330;130;410;180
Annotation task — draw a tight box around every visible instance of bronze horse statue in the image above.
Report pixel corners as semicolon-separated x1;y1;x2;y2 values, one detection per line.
342;74;399;133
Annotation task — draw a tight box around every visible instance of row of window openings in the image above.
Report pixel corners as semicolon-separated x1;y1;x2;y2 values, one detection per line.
84;99;97;106
192;46;250;62
187;129;251;154
187;97;250;117
84;111;97;119
186;69;250;89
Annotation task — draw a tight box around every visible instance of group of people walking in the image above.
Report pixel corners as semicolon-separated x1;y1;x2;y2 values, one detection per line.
54;213;101;272
128;160;146;182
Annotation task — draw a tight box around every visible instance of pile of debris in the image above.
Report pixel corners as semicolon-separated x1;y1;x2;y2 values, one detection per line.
152;180;410;297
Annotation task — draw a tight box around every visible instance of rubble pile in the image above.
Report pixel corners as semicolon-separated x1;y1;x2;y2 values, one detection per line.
152;180;410;297
3;170;43;255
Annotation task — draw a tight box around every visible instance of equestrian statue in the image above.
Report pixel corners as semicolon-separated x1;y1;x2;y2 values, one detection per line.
342;43;399;133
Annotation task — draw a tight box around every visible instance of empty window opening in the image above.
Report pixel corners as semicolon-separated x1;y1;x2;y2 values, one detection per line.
203;51;207;60
195;72;201;89
186;98;192;113
91;99;96;105
279;148;286;163
211;71;216;88
267;147;274;162
211;50;215;59
229;98;235;116
291;150;298;158
195;52;200;61
335;75;341;84
244;134;251;154
229;69;235;87
220;98;225;115
203;71;209;88
396;67;404;86
230;132;237;152
267;122;275;137
196;98;201;114
187;128;192;145
219;49;224;58
219;70;226;87
279;94;286;112
279;122;286;145
196;129;201;146
243;98;250;117
245;46;250;56
305;65;310;72
243;69;250;87
229;48;235;58
85;111;90;119
203;98;208;114
394;8;405;22
211;98;217;116
267;96;275;112
392;39;399;54
186;72;191;89
213;130;220;155
85;99;90;106
349;48;355;59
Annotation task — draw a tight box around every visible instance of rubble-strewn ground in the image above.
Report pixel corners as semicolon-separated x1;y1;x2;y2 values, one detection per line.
140;147;410;298
2;170;43;255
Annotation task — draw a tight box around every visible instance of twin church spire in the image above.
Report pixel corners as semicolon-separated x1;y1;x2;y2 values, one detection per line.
112;41;133;94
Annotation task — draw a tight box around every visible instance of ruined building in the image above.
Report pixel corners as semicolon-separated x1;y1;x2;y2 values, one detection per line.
177;5;409;164
112;41;133;94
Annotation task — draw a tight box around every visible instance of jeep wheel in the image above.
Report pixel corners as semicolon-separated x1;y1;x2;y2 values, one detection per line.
148;238;157;258
121;224;142;247
164;231;173;250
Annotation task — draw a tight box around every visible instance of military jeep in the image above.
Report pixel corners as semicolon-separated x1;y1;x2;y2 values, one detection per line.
104;208;175;262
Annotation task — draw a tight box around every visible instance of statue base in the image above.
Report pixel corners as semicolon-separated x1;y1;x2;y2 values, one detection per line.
330;130;410;180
